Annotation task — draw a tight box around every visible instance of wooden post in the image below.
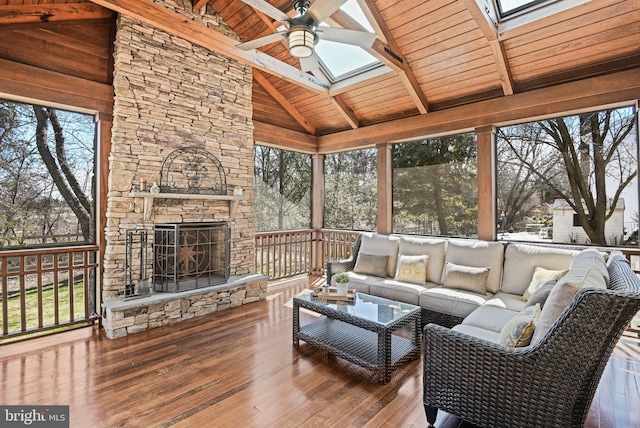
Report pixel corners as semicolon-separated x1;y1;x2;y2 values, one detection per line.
377;143;393;235
311;153;325;274
96;112;112;318
476;125;496;240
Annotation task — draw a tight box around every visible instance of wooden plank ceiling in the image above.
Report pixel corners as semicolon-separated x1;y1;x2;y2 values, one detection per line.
1;0;639;142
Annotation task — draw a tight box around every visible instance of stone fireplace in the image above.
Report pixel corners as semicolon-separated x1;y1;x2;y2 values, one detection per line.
101;1;266;339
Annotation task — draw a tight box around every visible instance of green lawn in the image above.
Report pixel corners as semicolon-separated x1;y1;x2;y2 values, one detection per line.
1;282;87;337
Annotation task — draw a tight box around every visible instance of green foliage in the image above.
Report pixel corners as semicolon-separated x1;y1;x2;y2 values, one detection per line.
334;272;350;284
392;133;478;237
324;149;377;231
0;281;86;338
254;145;311;231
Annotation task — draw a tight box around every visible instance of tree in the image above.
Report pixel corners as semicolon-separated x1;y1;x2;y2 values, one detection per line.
393;133;477;237
498;107;637;245
33;106;93;241
497;124;568;231
0;100;95;247
253;145;310;231
324;149;377;231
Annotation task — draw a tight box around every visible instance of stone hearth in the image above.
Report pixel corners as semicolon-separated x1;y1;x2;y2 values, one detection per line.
102;274;267;339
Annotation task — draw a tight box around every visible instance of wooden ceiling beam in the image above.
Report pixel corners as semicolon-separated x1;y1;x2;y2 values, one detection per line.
0;58;113;114
460;0;514;95
191;0;209;11
0;3;113;25
253;69;316;135
253;121;318;153
88;0;329;95
316;68;640;153
329;95;360;129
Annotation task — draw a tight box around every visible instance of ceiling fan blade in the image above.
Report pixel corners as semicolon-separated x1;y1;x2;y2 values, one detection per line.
303;0;348;26
236;31;286;50
317;27;376;48
237;0;290;24
300;54;320;72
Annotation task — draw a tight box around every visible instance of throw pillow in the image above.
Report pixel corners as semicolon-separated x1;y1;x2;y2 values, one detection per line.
500;303;541;347
353;253;389;278
521;267;568;301
394;254;429;285
442;262;490;294
531;251;609;344
524;280;555;309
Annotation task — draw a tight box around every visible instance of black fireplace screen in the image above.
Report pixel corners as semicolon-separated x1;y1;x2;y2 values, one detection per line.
153;222;230;292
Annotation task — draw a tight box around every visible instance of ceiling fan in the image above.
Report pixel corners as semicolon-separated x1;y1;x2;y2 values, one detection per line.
236;0;377;72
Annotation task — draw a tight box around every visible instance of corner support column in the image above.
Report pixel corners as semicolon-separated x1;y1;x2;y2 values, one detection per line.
476;125;496;240
377;143;393;235
311;153;325;274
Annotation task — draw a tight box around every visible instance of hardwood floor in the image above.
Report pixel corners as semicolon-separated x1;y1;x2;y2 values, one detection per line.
1;276;639;428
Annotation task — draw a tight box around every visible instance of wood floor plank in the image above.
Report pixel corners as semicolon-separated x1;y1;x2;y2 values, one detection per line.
1;276;638;427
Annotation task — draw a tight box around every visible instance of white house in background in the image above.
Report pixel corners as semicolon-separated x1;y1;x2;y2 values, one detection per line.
551;198;625;245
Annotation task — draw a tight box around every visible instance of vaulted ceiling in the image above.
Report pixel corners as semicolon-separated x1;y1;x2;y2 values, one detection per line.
1;0;640;149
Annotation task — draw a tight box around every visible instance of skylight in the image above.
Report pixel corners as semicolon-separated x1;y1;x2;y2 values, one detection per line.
314;0;382;82
495;0;546;17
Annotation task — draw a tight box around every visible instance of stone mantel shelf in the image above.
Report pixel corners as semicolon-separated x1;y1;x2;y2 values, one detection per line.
129;192;243;220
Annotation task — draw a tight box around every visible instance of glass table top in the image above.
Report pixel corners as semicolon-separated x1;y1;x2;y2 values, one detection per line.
295;292;420;326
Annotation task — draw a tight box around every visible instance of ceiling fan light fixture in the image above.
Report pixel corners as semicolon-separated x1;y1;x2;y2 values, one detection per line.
287;27;317;58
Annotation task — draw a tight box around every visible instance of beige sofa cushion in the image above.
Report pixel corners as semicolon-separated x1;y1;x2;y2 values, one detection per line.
419;286;491;318
484;292;527;312
531;249;608;343
441;239;504;293
331;271;381;294
398;236;447;283
359;233;400;277
462;305;519;333
370;279;437;305
501;243;579;295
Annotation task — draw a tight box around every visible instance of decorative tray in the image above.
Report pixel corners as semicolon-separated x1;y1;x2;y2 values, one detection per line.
312;287;357;301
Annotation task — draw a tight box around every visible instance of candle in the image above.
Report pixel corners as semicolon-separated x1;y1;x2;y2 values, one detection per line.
140;177;147;191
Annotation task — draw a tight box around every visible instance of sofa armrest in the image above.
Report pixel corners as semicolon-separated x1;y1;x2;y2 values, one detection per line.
325;234;362;282
423;323;547;426
326;257;355;278
423;324;533;403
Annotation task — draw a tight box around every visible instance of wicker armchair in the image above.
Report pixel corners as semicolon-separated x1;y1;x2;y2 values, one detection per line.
422;254;640;428
325;233;362;282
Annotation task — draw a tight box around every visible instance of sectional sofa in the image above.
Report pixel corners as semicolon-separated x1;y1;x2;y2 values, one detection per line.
327;232;617;347
326;232;640;427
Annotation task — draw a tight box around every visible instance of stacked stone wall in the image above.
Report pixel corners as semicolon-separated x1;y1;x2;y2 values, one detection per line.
105;0;255;300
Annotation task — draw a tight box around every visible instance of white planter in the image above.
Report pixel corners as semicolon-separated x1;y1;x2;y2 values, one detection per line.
335;282;349;296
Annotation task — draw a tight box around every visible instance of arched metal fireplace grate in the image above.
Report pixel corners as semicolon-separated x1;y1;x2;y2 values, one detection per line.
159;146;227;195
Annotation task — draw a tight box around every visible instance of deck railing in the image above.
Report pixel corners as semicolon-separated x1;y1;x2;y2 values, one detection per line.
0;245;99;342
255;229;640;281
255;229;360;281
255;229;314;280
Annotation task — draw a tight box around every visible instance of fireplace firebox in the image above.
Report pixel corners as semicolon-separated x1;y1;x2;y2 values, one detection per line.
153;222;230;292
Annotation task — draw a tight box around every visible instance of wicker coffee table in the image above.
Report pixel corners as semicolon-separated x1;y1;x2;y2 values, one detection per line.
293;291;421;383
